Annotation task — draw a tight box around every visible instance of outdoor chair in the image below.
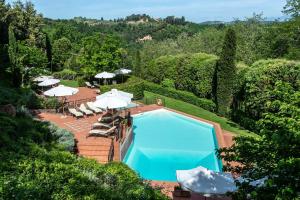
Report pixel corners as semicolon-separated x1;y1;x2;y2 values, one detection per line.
85;82;95;88
92;122;112;129
87;126;116;137
79;104;94;116
98;111;120;123
68;108;84;119
86;102;102;114
92;81;100;87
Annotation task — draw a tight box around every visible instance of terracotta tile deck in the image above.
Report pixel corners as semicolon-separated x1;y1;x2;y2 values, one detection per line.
35;88;235;200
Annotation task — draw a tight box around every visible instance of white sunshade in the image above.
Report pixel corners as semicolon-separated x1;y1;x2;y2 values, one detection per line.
93;92;129;109
44;85;79;97
114;68;132;75
34;75;54;82
96;89;133;103
38;79;60;87
176;166;237;197
95;71;115;79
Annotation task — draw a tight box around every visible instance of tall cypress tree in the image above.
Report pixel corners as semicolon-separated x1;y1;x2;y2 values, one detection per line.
8;26;21;87
213;28;237;115
134;50;142;77
45;33;52;71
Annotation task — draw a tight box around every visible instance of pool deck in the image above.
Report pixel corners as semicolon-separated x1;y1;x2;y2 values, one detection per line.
35;87;234;200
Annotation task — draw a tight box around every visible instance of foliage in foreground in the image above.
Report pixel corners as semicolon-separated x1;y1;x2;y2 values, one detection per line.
0;108;167;200
218;59;300;199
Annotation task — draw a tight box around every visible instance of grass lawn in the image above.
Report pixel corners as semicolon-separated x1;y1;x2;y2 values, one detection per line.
143;91;257;137
60;80;79;87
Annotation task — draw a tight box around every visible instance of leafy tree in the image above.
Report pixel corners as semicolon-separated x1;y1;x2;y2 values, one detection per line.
52;37;72;71
283;0;300;18
78;34;123;79
213;28;237;115
0;0;9;71
7;1;44;47
8;25;22;87
226;60;299;198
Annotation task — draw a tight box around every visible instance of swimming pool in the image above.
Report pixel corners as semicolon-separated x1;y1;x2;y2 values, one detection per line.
123;109;222;182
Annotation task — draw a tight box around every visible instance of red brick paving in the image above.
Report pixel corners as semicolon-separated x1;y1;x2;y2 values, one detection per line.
65;87;98;102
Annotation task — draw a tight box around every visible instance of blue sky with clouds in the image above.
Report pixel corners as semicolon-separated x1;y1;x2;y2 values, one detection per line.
6;0;287;22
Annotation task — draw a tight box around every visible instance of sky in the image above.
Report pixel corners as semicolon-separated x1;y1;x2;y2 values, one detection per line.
6;0;287;22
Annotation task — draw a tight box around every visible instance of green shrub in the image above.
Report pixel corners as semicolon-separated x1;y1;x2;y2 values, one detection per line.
101;77;145;99
161;78;175;88
48;123;75;152
53;69;77;80
144;81;215;111
77;76;86;87
41;97;61;109
0;86;42;109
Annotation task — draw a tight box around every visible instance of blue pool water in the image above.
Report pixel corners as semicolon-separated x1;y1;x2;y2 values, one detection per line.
123;109;222;182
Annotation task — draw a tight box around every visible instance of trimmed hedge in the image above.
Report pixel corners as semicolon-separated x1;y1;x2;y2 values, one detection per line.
144;81;215;112
100;77;144;99
144;53;218;98
100;76;215;111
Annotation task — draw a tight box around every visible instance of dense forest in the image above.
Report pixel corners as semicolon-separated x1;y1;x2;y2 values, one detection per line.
0;0;299;199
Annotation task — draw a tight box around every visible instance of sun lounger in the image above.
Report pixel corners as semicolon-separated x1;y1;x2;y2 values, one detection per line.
86;102;102;114
92;122;112;129
98;112;120;123
85;82;95;88
87;126;116;137
79;104;94;116
68;108;84;118
92;81;100;87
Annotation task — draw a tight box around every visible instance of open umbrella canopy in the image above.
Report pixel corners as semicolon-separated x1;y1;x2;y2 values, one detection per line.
33;75;54;82
95;71;115;79
44;85;79;97
176;166;237;196
38;79;60;87
114;68;132;75
93;92;129;109
96;89;133;103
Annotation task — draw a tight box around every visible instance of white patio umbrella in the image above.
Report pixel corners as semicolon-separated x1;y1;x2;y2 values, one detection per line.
95;71;116;85
114;68;132;75
96;89;133;104
93;93;129;110
176;166;237;197
38;79;60;87
114;68;132;82
34;75;54;82
44;85;79;114
44;85;79;97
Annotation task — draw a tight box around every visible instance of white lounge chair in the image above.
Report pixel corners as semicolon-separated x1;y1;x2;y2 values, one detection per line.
87;126;116;137
98;111;120;123
92;81;100;87
79;104;94;116
85;82;95;88
86;102;102;114
92;122;113;129
68;108;84;118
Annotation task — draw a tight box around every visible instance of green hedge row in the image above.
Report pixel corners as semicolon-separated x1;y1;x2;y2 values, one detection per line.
100;77;215;111
143;81;216;112
100;77;145;99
